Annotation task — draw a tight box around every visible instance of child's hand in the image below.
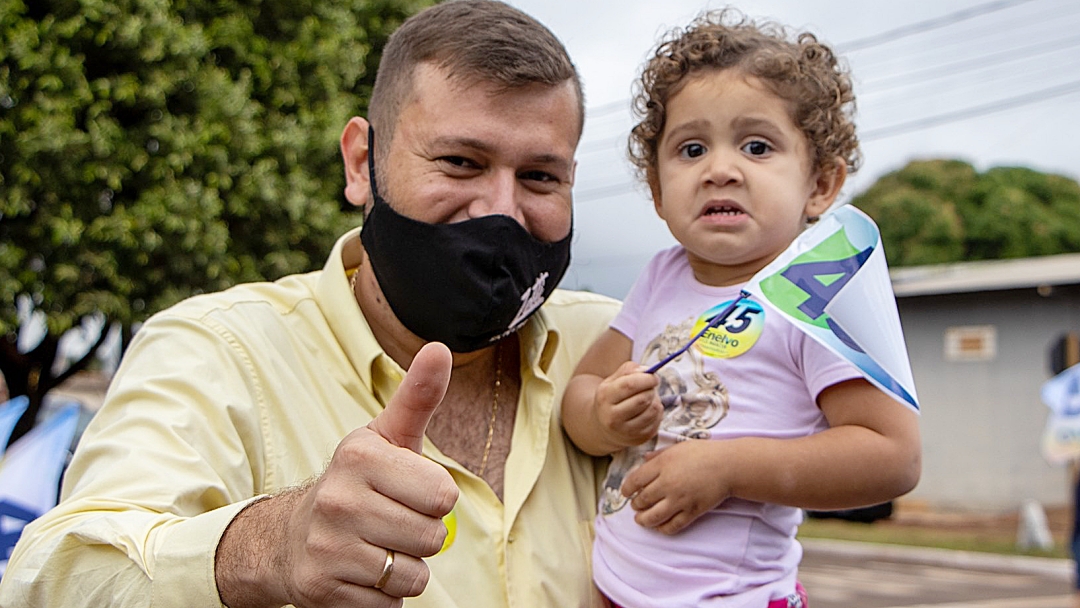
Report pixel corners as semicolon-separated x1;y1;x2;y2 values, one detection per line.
620;439;730;535
593;361;663;449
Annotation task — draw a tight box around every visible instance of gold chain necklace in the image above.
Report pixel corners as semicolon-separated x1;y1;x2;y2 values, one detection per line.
478;342;501;477
353;268;503;479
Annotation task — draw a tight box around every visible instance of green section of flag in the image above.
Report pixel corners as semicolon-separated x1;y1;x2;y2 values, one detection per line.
758;228;860;329
817;273;845;287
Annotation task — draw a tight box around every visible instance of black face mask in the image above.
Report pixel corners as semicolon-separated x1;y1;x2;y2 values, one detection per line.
359;127;573;353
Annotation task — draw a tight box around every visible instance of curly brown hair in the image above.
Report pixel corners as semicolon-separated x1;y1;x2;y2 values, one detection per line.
629;9;861;189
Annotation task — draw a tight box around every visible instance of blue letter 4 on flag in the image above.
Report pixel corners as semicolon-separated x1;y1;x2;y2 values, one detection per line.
0;401;81;575
745;205;920;412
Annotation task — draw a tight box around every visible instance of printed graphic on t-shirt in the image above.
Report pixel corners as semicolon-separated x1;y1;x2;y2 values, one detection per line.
600;316;731;516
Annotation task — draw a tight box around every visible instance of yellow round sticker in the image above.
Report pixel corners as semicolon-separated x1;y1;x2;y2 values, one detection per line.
438;508;457;554
692;299;764;359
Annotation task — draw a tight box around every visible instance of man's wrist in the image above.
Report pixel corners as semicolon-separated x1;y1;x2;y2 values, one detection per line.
215;491;302;608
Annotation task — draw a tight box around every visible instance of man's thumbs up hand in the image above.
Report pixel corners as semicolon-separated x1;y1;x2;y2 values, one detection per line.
242;342;459;607
367;342;452;454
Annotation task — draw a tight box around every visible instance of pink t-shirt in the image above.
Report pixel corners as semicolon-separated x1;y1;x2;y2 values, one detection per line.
593;246;862;608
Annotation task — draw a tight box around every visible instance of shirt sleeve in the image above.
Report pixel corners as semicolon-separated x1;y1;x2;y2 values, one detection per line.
0;311;269;608
609;250;664;341
798;331;865;402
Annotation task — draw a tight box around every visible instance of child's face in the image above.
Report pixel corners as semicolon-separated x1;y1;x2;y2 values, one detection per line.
651;70;843;286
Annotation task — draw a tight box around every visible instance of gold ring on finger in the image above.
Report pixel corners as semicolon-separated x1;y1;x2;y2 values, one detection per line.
374;549;395;590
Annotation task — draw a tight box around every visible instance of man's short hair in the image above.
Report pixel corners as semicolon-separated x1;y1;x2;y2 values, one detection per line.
369;0;584;150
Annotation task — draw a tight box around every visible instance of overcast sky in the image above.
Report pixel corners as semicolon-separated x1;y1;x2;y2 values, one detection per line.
507;0;1080;298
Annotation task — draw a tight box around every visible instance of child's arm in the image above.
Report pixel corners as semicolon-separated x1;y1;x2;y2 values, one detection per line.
561;328;663;456
620;378;921;535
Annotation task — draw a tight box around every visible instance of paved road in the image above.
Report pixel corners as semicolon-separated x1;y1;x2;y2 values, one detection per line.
800;540;1075;607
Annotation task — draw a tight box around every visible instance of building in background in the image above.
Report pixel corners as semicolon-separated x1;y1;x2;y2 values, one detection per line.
892;253;1080;512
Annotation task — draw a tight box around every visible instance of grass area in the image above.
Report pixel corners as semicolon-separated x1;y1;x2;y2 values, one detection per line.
797;514;1071;560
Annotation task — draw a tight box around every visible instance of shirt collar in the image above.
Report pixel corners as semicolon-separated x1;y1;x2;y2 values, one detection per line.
516;303;561;378
315;227;400;397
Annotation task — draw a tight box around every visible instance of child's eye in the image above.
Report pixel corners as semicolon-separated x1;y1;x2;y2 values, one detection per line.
741;140;772;156
678;142;707;159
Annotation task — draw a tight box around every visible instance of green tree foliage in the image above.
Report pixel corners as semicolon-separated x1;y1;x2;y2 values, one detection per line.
853;159;1080;268
0;0;433;445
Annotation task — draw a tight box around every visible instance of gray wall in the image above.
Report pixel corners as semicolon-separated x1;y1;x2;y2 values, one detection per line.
897;284;1080;511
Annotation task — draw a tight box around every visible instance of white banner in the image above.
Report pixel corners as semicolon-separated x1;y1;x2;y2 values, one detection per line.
0;401;80;575
0;396;30;454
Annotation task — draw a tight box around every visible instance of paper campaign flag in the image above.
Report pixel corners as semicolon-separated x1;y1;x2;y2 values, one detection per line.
1040;363;1080;465
0;401;80;575
744;205;920;412
1041;363;1080;418
1041;415;1080;466
0;396;30;454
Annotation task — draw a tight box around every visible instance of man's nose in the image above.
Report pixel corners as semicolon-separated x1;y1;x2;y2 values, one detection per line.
468;169;527;225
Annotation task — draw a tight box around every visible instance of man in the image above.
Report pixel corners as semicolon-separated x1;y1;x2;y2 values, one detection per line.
0;2;619;606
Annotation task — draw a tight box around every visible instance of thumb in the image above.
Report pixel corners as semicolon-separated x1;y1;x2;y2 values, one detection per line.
368;341;452;454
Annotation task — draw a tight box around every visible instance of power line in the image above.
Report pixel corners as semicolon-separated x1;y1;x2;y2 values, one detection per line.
574;0;1080;204
836;0;1039;52
857;79;1080;140
578;133;627;155
586;98;631;118
576;81;1080;203
861;62;1077;120
849;0;1080;74
584;0;1047;119
574;181;640;202
859;34;1080;94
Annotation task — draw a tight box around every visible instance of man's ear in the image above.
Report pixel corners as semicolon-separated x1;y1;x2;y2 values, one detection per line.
806;158;848;219
341;116;372;211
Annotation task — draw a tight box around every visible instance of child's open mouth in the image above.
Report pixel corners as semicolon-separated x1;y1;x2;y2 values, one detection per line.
703;203;745;217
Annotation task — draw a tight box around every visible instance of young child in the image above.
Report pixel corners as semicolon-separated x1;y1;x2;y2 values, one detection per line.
561;10;922;608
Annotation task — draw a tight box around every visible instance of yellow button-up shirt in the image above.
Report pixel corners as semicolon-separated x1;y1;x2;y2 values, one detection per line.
0;228;619;608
